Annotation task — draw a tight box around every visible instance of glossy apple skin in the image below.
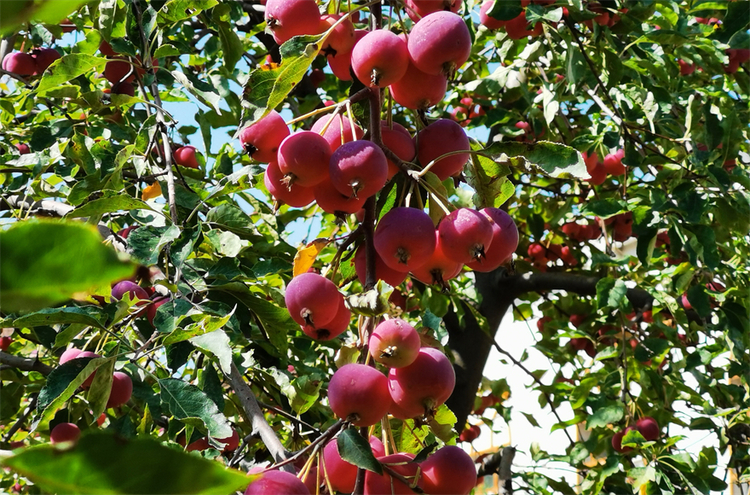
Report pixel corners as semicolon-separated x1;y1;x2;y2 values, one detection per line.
244;470;311;495
285;272;342;328
407;11;471;77
354;246;408;288
389;60;448;111
111;281;149;301
239;110;290;163
263;0;321;45
369;318;421;368
329;140;388;200
302;296;350;341
364;453;418;495
106;371;133;408
388;347;456;416
264;161;316;208
2;52;37;76
636;417;660;441
0;336;13;351
322;435;385;493
328;363;392;427
277;131;331;187
438;208;494;264
173;146;200;169
50;422;81;445
420;445;477;495
409;230;463;287
466;208;519;272
416;119;471;181
351;29;409;88
374;207;436;273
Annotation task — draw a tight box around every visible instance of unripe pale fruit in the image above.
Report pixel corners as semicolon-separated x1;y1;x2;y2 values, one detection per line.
417;119;470;180
364;453;418;495
466;208;519;272
277;131;332;187
313;176;367;215
31;48;61;74
405;0;460;21
388;347;456;416
420;446;477;495
244;470;311;495
111;280;149;301
302;296;350;341
636;417;660;441
319;14;356;57
329;140;388;199
50;423;80;445
2;52;37;76
374;207;436;273
323;435;386;493
612;426;635;453
311;113;364;152
264;0;321;45
369;318;421;368
239;110;290;163
389;59;448;110
264;161;315;208
410;230;463;288
173;145;200;169
480;0;506;29
438;208;494;264
407;12;471;77
381;122;416;179
106;371;133;408
354;246;408;288
285;272;342;328
328;363;392;426
351;30;409;88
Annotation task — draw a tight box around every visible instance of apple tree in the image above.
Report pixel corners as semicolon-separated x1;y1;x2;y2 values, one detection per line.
0;0;748;493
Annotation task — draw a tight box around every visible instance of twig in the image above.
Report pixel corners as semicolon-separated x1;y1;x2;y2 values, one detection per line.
2;394;38;443
226;363;293;471
0;351;53;375
266;419;345;472
259;401;321;435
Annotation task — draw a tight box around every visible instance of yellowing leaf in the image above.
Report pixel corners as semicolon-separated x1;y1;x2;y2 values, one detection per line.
293;238;328;277
142;182;162;201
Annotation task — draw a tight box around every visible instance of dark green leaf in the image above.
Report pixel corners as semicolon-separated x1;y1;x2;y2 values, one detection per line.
337;429;383;475
127;225;181;266
686;285;711;318
37;54;107;95
158;0;218;24
586;404;624;429
0;221;134;313
581;198;628;219
159;378;233;439
67;194;152;218
481;141;587;179
13;306;106;329
487;0;523;21
2;431;253;494
596;278;628;309
465;140;513;209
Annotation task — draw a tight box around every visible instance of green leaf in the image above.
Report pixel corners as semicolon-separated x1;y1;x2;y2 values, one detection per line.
346;280;394;317
171;71;223;114
0;221;134;313
487;0;523;21
13;306;106;330
2;431;253;494
37;54;108;95
586;404;624;429
0;0;90;36
627;466;656;490
67;194;152;218
428;404;458;443
336;429;383;475
190;330;233;376
158;0;218;24
127;225;181;266
481;141;587;179
34;357;114;430
87;356;117;420
581;198;628;219
159;378;233;439
243;34;324;124
286;374;324;415
163;311;234;346
686;285;711;318
465;140;513;209
596;277;628;309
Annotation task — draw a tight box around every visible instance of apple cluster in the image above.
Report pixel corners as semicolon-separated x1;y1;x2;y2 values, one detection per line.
1;48;60;77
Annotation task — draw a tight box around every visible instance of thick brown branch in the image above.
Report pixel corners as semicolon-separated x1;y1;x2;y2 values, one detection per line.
0;352;53;375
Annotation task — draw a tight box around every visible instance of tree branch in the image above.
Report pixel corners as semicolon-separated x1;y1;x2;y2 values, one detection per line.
0;352;53;375
226;363;293;471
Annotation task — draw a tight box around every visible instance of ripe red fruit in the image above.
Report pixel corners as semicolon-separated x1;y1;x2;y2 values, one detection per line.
2;52;37;76
0;336;12;351
313;176;367;214
381;122;416;179
50;423;81;445
480;0;506;30
111;281;149;301
570;338;596;358
459;424;481;442
612;426;636;453
536;316;551;333
388;347;455;417
319;14;356;57
678;59;695;76
410;230;463;287
569;314;585;328
438;208;494;264
354;246;408;287
374;207;436;273
245;470;311;495
369;318;421;368
186;437;210;452
302;296;350;341
417;119;470;181
408;12;471;77
364;453;419;495
104;59;135;84
277;131;332;187
323;435;385;493
285;272;342;328
106;371;133;408
219;430;240;452
31;48;61;74
603;149;626;176
389;59;448;110
329;140;388;199
562;222;581;240
308;68;325;87
264;161;315;208
583;151;607;185
404;0;460;21
60;347;83;364
504;10;543;39
15;143;30;155
328;363;392;426
527;243;546;260
173;145;201;169
99;41;118;56
420;446;477;495
239;110;290;163
351;30;409;88
636;417;660;441
264;0;321;45
146;297;168;326
112;82;135;96
310;113;364;152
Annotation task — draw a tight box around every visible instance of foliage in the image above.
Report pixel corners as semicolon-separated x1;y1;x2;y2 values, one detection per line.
0;0;748;494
